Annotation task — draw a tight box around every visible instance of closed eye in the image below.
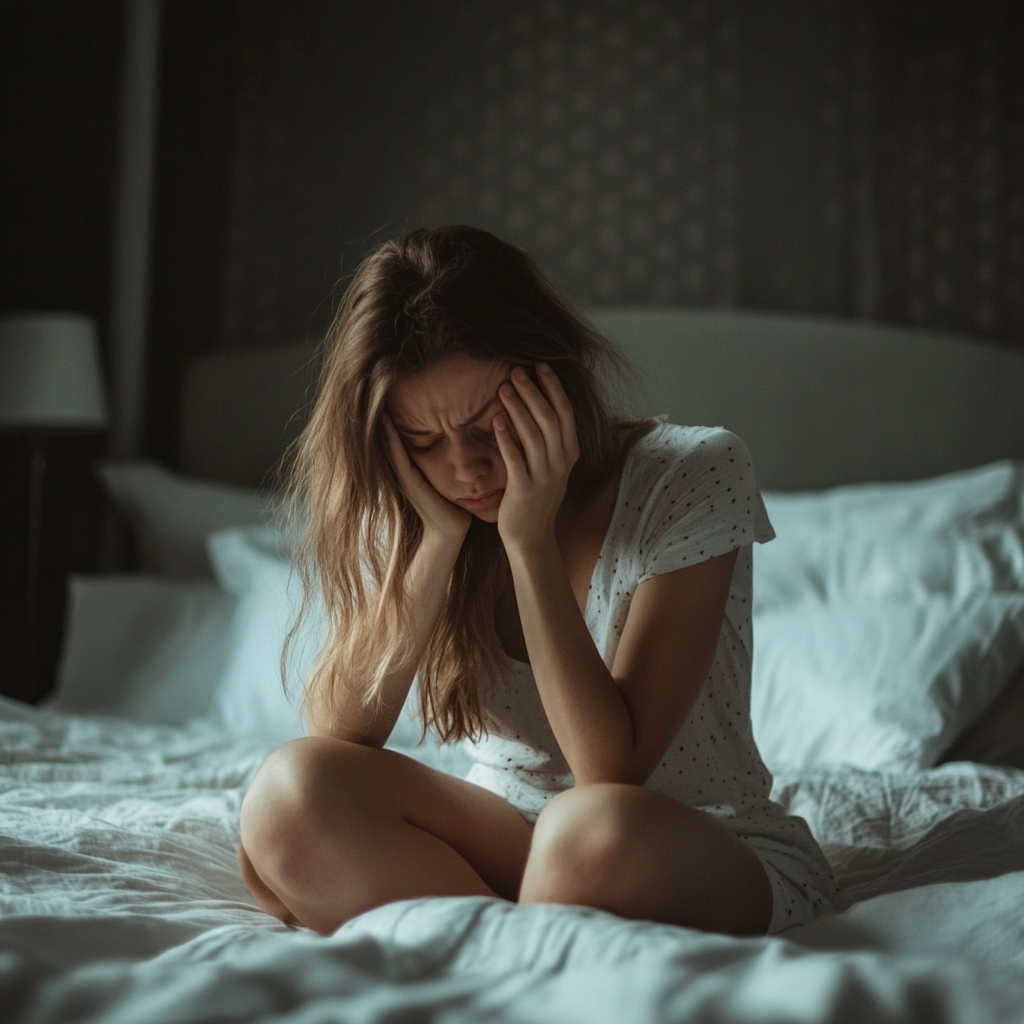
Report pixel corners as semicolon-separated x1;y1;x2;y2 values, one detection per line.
407;438;440;453
405;428;497;453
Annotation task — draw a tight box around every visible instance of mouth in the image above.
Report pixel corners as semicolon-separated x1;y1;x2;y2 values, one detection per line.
457;489;504;511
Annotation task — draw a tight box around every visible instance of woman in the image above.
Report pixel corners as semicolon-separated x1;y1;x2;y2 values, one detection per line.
238;225;835;937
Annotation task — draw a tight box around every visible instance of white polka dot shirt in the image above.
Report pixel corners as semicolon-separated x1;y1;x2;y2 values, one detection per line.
464;424;830;876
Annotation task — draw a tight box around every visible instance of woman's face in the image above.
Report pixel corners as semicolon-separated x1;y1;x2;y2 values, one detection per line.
387;353;514;523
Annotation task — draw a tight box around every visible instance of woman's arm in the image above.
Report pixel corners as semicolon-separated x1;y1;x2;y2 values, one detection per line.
306;528;464;744
495;365;736;785
306;416;470;744
507;541;736;784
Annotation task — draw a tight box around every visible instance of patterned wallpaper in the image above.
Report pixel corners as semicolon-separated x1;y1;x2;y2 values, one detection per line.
874;2;1024;338
421;0;741;307
217;0;1024;349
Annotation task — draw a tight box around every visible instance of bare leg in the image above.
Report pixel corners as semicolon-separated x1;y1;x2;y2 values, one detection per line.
239;737;533;935
520;784;773;936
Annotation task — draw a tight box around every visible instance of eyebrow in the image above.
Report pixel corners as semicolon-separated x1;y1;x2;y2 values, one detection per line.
394;392;501;436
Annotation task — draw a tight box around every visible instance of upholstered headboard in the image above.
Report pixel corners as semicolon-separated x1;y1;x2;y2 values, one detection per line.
178;308;1024;492
178;341;319;490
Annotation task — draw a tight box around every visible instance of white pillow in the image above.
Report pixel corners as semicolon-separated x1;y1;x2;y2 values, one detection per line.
206;526;470;773
751;595;1024;772
754;523;1024;611
98;460;277;577
756;461;1024;613
205;527;313;743
763;460;1024;537
50;574;236;724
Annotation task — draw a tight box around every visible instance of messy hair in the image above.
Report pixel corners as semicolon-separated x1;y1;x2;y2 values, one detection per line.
287;225;651;742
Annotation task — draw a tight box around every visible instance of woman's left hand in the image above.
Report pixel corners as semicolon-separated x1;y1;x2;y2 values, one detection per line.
493;363;580;550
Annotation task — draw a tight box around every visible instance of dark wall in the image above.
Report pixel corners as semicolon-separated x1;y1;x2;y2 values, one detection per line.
215;1;443;351
873;3;1024;335
0;1;122;701
0;0;122;325
145;1;244;464
216;0;1024;358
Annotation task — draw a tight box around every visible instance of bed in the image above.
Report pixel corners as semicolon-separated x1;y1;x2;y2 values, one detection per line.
4;307;1024;1023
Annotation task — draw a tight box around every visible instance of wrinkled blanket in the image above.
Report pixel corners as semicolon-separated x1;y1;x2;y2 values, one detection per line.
3;698;1024;1024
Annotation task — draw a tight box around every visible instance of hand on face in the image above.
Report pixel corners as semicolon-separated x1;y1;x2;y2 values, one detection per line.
493;363;580;550
382;414;473;543
383;354;579;550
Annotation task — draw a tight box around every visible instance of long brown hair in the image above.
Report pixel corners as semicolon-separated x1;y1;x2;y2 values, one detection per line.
287;225;652;742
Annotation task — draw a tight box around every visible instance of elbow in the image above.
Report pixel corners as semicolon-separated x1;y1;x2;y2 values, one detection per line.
304;708;341;740
569;718;648;787
571;755;650;789
302;687;388;746
305;716;385;747
307;720;341;741
573;769;649;789
305;712;331;739
570;733;655;788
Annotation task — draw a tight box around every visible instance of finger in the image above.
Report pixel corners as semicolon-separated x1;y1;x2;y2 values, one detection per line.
499;381;547;478
382;415;403;464
507;366;565;450
382;415;411;472
536;363;580;461
492;412;529;485
509;367;563;463
382;415;425;491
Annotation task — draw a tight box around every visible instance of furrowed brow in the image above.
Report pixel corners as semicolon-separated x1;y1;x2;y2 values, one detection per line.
457;393;501;428
394;391;501;436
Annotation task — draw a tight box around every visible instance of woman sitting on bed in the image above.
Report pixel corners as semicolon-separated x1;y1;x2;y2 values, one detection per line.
238;225;836;937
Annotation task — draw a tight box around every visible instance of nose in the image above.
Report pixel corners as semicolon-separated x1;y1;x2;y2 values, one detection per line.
448;434;491;483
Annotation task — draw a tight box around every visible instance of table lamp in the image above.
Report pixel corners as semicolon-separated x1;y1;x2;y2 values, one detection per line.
0;312;109;701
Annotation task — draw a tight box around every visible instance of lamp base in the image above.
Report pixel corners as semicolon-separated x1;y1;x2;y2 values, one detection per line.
0;430;108;703
21;430;47;703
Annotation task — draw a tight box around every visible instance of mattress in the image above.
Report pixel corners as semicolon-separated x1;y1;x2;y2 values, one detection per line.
3;697;1024;1024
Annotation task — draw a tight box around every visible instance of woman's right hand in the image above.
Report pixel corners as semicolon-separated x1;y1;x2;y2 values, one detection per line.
383;415;472;544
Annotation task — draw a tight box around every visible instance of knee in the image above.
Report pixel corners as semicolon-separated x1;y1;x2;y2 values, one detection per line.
519;784;640;907
239;737;354;883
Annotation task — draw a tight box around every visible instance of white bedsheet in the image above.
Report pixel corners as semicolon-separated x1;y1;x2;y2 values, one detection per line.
3;697;1024;1024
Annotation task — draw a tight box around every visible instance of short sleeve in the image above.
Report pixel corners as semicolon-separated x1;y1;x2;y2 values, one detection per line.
633;427;774;583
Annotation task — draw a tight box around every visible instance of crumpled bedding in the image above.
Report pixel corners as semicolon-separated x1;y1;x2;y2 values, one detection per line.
3;696;1024;1024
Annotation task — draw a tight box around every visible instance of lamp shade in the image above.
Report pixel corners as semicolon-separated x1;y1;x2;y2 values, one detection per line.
0;313;108;429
